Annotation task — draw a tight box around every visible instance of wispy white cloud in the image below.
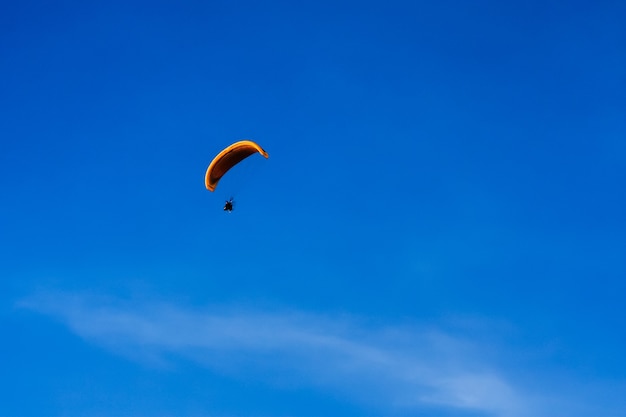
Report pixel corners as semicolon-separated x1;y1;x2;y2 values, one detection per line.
17;291;624;417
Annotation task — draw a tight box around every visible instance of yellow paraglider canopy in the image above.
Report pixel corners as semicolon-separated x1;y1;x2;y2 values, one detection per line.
205;140;269;191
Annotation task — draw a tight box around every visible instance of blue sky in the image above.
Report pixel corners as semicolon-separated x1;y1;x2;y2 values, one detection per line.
1;0;625;416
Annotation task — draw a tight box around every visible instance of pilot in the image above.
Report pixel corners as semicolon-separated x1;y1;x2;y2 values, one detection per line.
223;198;234;212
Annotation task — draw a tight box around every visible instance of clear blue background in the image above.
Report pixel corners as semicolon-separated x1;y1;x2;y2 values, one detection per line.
1;1;625;416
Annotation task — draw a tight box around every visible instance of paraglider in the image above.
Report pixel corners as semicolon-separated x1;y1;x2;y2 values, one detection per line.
205;140;269;211
223;198;234;212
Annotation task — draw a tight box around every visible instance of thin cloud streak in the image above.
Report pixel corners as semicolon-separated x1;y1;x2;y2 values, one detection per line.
18;291;618;417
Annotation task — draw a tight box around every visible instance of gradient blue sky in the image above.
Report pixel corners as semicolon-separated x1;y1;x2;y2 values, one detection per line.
1;1;625;416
